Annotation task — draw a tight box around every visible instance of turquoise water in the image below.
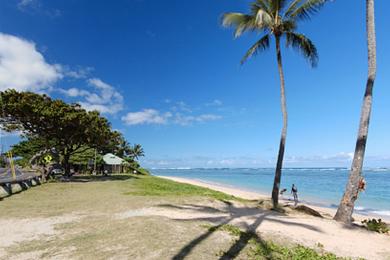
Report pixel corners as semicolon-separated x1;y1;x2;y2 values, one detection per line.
152;168;390;217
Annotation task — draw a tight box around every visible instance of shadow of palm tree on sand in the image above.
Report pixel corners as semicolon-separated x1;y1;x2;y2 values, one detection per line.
156;202;323;260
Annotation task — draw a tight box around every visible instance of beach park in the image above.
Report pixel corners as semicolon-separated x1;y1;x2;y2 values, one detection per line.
0;174;390;259
1;0;390;259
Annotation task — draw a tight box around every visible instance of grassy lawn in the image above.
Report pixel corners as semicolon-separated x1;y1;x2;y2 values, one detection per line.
125;175;243;202
0;174;349;259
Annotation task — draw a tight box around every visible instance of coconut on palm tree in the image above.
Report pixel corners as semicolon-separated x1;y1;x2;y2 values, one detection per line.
222;0;326;207
334;0;377;224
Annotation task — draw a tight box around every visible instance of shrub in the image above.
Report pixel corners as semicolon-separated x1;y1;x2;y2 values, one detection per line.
361;218;389;234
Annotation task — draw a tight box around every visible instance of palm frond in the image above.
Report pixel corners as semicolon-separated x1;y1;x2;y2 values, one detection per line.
251;0;271;16
286;0;327;21
268;0;289;16
286;32;318;67
241;34;270;64
222;13;257;38
255;9;273;28
284;0;303;18
281;19;297;32
277;0;289;11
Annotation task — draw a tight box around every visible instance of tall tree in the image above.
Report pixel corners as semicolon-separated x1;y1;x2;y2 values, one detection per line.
334;0;377;224
0;90;120;176
222;0;325;207
111;134;133;158
131;144;145;161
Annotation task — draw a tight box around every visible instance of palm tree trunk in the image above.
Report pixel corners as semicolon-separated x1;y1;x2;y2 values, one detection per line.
334;0;376;224
271;36;288;208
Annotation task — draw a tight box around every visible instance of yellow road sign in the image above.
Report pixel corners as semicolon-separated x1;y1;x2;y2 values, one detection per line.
43;155;52;163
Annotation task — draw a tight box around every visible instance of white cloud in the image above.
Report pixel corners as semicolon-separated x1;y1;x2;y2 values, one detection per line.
18;0;34;9
59;87;89;97
122;99;223;126
63;66;93;79
0;33;121;116
142;153;390;169
174;113;222;126
141;156;269;169
122;108;221;126
121;109;172;125
17;0;61;17
87;78;123;104
206;99;223;107
198;114;222;121
60;78;124;115
284;152;354;165
170;101;192;113
0;33;62;92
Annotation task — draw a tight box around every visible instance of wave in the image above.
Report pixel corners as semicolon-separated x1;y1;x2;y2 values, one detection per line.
355;206;366;211
350;206;390;217
366;168;390;172
370;210;390;217
151;167;193;170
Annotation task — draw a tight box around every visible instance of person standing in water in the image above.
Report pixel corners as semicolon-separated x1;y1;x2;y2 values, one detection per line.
291;184;298;206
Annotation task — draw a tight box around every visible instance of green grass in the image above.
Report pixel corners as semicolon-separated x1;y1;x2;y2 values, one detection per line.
204;224;351;260
1;174;366;259
136;167;150;175
125;175;244;202
0;176;247;259
251;243;346;260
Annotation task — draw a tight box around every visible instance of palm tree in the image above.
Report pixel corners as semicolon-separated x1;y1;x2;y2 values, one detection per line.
222;0;326;208
118;139;133;158
131;144;145;161
334;0;377;224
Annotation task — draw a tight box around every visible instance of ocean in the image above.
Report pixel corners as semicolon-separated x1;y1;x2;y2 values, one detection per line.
152;168;390;218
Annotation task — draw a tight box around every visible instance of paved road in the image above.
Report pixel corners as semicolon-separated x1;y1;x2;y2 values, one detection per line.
0;168;40;184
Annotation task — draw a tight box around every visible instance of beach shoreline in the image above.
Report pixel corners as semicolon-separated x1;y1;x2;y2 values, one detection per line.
158;175;390;222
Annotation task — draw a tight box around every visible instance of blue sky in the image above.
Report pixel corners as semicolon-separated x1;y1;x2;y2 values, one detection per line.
0;0;389;168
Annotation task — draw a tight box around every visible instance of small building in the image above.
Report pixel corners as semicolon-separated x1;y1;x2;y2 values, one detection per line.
102;153;127;174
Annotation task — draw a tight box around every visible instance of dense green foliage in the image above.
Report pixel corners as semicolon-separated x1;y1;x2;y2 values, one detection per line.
69;147;102;165
126;175;242;201
9;137;52;167
112;138;145;163
0;90;123;175
131;144;145;160
0;155;6;167
361;219;389;234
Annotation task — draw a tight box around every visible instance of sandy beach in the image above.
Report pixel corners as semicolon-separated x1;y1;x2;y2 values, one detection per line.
159;176;390;260
159;176;390;221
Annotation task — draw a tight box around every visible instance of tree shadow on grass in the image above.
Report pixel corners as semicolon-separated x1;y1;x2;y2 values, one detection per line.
160;202;323;260
172;219;231;260
60;174;139;183
219;216;272;260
